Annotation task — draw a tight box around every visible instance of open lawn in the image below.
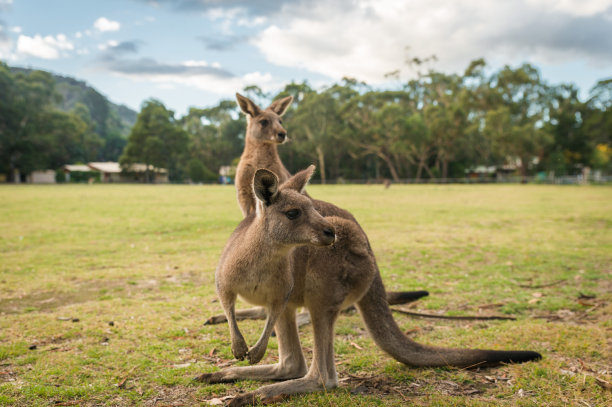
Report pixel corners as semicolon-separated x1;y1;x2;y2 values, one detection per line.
0;184;610;406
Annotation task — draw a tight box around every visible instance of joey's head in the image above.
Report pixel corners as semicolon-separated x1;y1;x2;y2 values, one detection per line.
252;165;335;247
236;93;293;145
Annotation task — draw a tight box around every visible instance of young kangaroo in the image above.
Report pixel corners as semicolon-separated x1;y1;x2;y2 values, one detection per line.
214;165;335;365
196;166;541;407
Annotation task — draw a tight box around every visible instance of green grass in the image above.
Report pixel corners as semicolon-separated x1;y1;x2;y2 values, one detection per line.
0;183;610;406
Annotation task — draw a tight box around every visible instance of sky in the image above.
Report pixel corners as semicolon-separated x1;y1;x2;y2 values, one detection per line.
0;0;611;116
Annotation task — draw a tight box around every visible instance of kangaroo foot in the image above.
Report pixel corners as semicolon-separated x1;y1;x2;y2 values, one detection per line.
231;339;248;360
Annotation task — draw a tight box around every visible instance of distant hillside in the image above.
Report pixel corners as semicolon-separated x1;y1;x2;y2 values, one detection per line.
10;66;138;161
10;67;137;137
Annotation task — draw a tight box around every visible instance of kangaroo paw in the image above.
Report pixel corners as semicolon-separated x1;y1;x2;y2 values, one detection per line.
204;314;227;325
193;372;217;383
231;340;248;360
246;345;266;365
228;393;260;407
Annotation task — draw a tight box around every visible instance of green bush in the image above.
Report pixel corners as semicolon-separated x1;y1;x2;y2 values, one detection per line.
187;158;217;183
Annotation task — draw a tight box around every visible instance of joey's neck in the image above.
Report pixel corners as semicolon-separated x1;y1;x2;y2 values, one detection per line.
240;220;293;265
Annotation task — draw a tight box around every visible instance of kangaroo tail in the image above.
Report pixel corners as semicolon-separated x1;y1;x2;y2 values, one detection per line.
386;290;429;305
357;273;541;368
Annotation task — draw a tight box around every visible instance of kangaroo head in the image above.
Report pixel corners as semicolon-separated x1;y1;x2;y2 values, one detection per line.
252;165;335;247
236;93;293;145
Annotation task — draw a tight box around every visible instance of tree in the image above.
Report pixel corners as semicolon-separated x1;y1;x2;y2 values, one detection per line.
343;90;414;181
180;99;244;180
288;90;338;183
120;99;188;182
0;64;99;181
583;79;612;172
483;64;553;176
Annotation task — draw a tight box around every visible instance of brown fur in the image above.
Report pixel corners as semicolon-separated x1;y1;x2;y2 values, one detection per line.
196;166;541;406
213;166;334;365
235;93;293;217
222;94;428;328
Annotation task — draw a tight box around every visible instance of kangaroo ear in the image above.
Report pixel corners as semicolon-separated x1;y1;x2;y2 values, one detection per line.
236;93;262;117
253;169;279;206
283;165;315;194
268;95;293;116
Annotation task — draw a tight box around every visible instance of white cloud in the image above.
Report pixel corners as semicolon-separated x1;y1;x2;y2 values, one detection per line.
148;70;275;95
17;34;74;59
110;60;276;95
75;31;82;38
525;0;612;16
98;40;119;50
94;17;121;32
10;26;22;33
183;60;209;67
237;16;267;27
253;0;612;83
205;7;243;21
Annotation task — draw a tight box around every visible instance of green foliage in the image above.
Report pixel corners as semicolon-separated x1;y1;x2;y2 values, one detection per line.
120;99;189;182
0;64;136;181
2;61;610;183
187;158;217;183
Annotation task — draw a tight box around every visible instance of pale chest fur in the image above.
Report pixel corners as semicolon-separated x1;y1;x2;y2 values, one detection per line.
217;240;294;307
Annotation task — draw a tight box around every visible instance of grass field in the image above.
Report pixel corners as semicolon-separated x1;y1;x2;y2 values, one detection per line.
0;184;610;406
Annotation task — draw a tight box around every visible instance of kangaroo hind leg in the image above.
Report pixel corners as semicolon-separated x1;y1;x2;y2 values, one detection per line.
229;306;340;406
194;305;307;384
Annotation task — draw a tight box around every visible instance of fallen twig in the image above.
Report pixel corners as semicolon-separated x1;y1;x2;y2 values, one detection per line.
391;308;516;321
117;366;137;389
392;387;410;401
595;377;612;391
518;279;567;289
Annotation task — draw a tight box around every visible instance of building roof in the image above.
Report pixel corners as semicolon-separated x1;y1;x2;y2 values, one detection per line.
87;162;168;174
128;163;168;174
88;162;121;173
64;164;93;172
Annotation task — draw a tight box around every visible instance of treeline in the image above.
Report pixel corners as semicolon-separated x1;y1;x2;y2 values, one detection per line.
121;59;612;183
2;60;611;183
0;63;134;182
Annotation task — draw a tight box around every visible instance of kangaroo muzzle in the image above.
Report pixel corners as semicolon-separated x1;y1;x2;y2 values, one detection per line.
276;132;287;143
320;225;335;246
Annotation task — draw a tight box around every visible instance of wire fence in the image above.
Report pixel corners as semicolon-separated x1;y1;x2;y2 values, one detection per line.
307;175;612;185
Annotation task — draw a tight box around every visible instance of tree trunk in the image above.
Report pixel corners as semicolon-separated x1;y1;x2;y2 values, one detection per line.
520;156;529;182
442;158;449;182
316;145;326;184
378;152;400;182
416;159;424;181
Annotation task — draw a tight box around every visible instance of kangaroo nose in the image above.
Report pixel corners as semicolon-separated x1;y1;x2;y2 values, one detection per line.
277;132;286;141
323;227;335;239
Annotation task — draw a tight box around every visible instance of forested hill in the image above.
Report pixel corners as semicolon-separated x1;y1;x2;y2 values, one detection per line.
1;64;138;180
10;67;137;136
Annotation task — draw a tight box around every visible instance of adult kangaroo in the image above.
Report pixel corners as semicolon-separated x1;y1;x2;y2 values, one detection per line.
196;166;541;406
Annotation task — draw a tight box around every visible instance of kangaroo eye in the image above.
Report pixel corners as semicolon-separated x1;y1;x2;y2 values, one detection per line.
279;119;283;124
259;119;269;127
285;209;301;220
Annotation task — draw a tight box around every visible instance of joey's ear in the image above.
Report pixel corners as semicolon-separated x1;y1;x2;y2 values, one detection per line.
268;95;293;116
253;169;279;206
236;93;262;117
282;165;315;194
